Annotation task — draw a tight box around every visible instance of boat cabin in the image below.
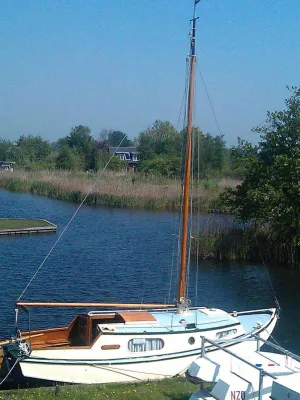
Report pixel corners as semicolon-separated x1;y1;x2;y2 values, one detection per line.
24;311;157;349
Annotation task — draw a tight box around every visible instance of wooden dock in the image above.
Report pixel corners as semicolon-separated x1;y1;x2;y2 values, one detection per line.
0;219;57;235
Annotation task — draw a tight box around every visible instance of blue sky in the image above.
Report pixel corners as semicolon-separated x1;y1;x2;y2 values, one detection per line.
0;0;299;146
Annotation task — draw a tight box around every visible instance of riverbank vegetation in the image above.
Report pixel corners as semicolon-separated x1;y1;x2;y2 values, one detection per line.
0;169;238;211
0;377;198;400
0;116;241;211
192;226;299;266
193;87;300;267
1;88;299;266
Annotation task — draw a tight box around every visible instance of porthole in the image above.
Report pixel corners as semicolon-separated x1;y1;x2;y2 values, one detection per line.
188;336;195;345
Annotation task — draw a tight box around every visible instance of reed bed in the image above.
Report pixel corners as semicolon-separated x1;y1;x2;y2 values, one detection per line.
0;170;237;212
192;224;300;267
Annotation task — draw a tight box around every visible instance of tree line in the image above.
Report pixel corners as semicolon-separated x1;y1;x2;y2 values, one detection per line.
0;122;235;177
223;86;300;265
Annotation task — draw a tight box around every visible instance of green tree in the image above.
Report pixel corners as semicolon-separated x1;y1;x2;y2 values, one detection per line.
0;139;13;160
140;155;181;177
137;132;156;161
138;120;182;175
56;146;84;171
194;130;228;177
223;86;300;248
59;125;94;170
16;135;51;161
6;135;51;165
107;131;132;147
5;146;27;164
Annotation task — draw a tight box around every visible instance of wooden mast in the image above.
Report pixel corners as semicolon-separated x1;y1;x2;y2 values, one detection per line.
178;2;198;302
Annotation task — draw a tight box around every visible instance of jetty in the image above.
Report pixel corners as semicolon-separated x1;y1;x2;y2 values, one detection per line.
0;219;57;235
188;335;300;400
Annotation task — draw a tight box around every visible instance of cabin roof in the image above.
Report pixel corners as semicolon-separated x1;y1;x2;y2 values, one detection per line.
0;161;15;165
109;147;138;154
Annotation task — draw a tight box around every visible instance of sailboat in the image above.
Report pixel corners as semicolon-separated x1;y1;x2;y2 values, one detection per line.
0;0;278;385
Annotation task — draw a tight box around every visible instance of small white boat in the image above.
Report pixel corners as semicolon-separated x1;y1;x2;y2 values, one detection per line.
2;307;278;384
188;334;300;400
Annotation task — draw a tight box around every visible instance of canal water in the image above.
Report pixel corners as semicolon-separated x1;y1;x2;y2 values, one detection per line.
0;189;299;354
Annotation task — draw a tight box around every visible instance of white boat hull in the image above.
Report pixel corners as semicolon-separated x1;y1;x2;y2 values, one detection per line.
16;308;278;384
20;353;197;384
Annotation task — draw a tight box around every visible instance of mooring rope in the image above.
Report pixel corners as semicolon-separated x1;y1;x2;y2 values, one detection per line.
0;358;20;386
261;258;281;311
196;62;281;312
253;234;281;311
18;136;127;301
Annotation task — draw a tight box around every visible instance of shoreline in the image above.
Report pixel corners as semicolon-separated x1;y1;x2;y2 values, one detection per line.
0;170;236;212
192;228;300;268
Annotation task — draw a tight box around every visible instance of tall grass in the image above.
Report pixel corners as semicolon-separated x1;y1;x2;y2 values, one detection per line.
0;170;238;212
192;225;300;267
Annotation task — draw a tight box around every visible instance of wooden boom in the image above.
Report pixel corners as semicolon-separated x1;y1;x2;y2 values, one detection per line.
16;302;174;309
0;333;44;346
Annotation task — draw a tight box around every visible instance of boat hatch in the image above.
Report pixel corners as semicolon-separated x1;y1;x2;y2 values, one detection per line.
117;311;158;324
198;308;229;316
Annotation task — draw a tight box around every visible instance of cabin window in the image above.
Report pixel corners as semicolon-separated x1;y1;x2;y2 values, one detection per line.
128;338;164;352
216;329;237;339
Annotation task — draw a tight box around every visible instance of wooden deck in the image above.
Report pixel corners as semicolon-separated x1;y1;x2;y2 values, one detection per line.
0;219;57;235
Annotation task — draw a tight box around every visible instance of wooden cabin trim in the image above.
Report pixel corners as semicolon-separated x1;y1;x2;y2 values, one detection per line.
19;311;158;351
101;344;121;350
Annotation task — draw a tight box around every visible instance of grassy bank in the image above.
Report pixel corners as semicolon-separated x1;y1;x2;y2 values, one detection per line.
0;170;238;212
0;219;52;230
192;226;300;267
0;377;199;400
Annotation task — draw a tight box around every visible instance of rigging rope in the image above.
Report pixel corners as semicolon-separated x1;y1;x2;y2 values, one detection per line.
254;235;281;310
196;64;223;137
195;54;281;312
0;358;20;386
168;57;190;304
185;51;197;301
196;59;280;310
18;136;127;301
195;101;201;306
